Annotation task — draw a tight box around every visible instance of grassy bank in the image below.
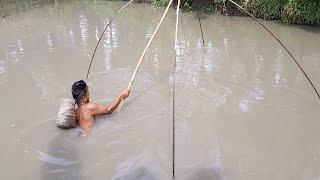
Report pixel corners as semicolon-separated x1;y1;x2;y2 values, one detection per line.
152;0;320;27
1;0;319;27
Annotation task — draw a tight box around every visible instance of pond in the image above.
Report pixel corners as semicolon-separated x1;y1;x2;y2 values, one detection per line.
1;0;320;179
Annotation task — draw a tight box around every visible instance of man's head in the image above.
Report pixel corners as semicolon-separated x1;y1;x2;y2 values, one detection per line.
72;80;89;105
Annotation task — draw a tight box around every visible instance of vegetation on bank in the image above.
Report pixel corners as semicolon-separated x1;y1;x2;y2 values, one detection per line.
153;0;320;27
1;0;319;26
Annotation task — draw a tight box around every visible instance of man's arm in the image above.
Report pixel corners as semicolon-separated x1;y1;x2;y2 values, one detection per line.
89;90;130;116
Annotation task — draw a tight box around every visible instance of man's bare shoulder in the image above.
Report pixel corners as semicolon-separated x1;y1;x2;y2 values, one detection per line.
84;102;100;111
82;102;109;116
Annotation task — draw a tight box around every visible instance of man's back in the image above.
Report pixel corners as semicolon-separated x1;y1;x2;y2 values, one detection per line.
76;103;96;134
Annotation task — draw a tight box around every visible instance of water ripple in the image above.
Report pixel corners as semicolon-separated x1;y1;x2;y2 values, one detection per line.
36;150;79;166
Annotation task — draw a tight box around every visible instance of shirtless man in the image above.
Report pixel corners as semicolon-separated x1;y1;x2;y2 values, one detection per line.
71;80;130;134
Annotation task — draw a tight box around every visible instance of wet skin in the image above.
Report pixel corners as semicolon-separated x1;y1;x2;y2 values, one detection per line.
75;89;130;134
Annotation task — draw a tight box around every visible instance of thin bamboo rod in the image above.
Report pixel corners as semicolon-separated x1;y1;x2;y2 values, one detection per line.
85;0;134;80
117;0;175;111
228;0;320;100
196;0;205;46
172;1;181;178
174;0;181;49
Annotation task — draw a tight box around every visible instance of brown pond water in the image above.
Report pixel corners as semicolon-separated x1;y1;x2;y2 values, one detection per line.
1;1;320;179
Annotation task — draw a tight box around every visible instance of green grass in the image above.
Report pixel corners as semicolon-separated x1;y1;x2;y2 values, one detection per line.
213;0;320;26
151;0;319;26
155;0;170;6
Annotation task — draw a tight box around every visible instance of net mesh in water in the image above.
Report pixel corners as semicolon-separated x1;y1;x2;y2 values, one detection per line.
56;98;77;129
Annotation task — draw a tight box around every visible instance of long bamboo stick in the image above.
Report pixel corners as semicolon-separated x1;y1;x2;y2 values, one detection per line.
174;0;181;49
196;0;205;46
228;0;320;100
117;0;174;111
172;0;181;178
85;0;134;80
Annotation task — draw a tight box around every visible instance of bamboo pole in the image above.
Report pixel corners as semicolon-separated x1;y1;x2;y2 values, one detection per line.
117;0;174;111
172;0;181;178
228;0;320;100
85;0;134;80
196;0;205;46
174;0;181;50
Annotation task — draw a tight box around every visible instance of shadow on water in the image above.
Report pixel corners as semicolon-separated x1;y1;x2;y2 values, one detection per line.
113;167;157;180
272;20;320;34
181;168;226;180
39;131;83;180
111;151;162;180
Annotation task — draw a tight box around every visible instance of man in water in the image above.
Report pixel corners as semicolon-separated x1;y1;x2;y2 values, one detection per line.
72;80;130;134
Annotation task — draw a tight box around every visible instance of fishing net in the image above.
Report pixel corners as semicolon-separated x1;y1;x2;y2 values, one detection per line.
56;98;77;129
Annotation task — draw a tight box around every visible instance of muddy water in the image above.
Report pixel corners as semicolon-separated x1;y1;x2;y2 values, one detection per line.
1;1;320;179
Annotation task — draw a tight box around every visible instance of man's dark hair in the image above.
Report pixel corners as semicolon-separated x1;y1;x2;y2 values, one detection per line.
72;80;87;105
